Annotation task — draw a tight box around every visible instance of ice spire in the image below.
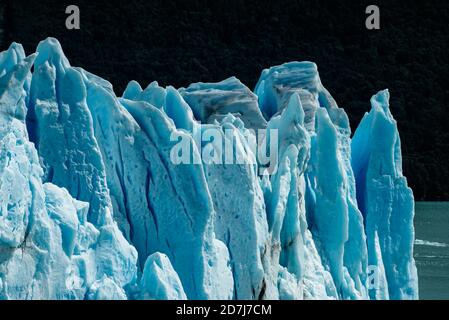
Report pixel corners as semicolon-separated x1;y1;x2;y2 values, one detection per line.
352;90;418;299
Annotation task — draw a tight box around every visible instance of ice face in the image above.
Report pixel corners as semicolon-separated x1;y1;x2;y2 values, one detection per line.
351;90;418;300
0;38;418;300
0;43;136;299
139;253;187;300
256;62;369;299
179;77;267;130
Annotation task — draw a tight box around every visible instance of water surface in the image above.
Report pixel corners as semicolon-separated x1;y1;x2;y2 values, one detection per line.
414;202;449;300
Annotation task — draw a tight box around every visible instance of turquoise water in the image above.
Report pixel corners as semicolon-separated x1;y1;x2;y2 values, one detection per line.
414;202;449;300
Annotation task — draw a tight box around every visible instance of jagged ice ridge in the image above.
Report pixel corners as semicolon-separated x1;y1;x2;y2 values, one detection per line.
0;38;418;300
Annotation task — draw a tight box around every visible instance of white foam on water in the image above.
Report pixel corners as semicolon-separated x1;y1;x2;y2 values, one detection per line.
415;239;449;248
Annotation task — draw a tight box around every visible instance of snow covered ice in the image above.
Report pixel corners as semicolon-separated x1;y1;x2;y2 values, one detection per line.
0;38;418;300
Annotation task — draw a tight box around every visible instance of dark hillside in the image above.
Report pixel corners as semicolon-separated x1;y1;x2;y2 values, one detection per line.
1;0;448;200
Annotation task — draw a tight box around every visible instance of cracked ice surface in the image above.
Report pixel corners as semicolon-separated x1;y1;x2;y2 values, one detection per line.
0;38;417;300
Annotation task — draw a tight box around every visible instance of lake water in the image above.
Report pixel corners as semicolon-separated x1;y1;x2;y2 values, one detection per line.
414;202;449;300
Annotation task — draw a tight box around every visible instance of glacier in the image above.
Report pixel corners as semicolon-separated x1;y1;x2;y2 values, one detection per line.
0;38;418;300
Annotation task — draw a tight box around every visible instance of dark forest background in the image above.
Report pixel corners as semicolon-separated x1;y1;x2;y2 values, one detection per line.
1;0;448;200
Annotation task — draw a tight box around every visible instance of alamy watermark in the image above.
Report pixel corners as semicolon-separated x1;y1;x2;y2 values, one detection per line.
65;5;80;30
169;127;279;175
366;5;380;30
368;265;381;291
65;5;380;31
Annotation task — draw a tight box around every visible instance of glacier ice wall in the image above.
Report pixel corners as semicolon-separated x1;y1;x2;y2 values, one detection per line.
351;90;418;299
0;38;418;300
0;43;137;299
255;62;369;299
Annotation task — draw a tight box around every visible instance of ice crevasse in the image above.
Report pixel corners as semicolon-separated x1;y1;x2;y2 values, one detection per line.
0;38;418;300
